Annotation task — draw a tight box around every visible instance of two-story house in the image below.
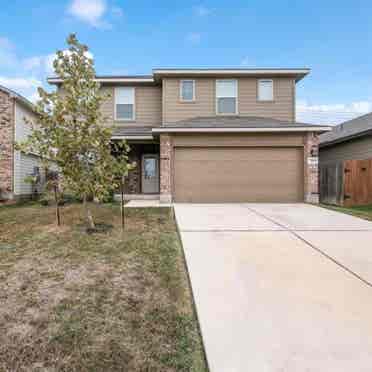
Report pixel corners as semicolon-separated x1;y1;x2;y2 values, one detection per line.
48;69;330;204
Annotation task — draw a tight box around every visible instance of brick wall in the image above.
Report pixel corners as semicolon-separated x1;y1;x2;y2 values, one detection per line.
159;134;172;203
0;90;14;200
304;132;320;203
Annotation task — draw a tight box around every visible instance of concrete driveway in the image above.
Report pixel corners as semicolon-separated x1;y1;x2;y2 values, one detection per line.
174;203;372;372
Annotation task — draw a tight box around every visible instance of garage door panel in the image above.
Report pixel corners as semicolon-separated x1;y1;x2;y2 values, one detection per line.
174;147;303;203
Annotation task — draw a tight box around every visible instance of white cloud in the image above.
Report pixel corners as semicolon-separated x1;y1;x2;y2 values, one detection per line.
23;56;43;71
27;91;42;103
186;32;201;44
0;76;41;89
193;5;211;16
23;50;95;77
68;0;107;27
67;0;122;28
296;99;372;125
0;35;96;103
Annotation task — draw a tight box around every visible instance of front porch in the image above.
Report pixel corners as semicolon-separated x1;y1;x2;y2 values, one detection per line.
113;141;160;200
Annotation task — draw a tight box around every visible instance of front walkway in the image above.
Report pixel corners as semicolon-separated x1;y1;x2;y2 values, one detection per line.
174;203;372;372
125;199;172;208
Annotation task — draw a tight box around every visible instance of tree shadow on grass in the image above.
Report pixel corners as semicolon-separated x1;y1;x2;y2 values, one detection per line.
76;222;114;235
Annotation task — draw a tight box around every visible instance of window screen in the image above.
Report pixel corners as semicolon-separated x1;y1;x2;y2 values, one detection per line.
216;80;237;114
180;80;195;101
115;87;135;120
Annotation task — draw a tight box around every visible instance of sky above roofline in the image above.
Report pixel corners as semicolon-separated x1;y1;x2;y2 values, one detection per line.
1;0;372;125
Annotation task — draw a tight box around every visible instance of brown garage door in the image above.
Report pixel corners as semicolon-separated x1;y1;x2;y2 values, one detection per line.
174;147;304;202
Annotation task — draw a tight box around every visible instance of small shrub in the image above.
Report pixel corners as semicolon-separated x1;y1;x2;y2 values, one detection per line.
40;198;49;206
101;190;115;204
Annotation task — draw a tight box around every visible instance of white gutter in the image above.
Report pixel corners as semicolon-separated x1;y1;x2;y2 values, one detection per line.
152;126;331;133
111;135;154;140
153;69;310;75
48;77;155;84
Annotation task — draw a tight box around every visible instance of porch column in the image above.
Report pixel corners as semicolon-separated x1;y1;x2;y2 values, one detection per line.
304;132;320;203
160;134;172;203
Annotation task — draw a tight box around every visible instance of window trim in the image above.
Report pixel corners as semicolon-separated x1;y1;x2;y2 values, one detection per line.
215;79;238;115
257;79;274;102
179;79;196;102
114;86;136;121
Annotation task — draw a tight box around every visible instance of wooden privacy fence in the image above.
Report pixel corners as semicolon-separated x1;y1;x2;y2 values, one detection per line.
320;159;372;206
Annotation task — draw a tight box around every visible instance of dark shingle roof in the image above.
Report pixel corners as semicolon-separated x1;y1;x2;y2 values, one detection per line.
320;112;372;147
112;127;153;137
163;116;326;129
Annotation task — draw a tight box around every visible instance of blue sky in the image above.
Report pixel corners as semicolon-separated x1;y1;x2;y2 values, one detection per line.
1;0;372;124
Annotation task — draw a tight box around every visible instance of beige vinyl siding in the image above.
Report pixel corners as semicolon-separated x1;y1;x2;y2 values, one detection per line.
58;85;162;127
163;78;215;123
163;77;295;123
239;78;294;121
320;136;372;164
172;133;304;147
101;85;162;127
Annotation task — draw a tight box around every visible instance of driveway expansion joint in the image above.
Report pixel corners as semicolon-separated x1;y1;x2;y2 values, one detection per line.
245;205;372;289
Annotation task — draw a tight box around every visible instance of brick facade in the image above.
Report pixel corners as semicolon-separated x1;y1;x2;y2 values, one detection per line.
159;134;172;203
304;132;320;203
0;90;14;200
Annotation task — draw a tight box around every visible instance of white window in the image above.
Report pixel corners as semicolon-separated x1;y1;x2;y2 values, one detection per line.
216;79;238;114
115;87;135;120
180;80;195;101
258;79;274;101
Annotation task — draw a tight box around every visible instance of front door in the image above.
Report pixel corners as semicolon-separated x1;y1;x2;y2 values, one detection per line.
142;154;159;194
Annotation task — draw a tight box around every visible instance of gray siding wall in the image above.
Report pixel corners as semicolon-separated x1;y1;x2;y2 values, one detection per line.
320;136;372;164
14;101;41;196
14;152;46;195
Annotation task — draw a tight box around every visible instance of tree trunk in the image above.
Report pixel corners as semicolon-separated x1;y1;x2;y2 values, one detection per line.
54;184;61;226
83;194;95;230
120;178;125;230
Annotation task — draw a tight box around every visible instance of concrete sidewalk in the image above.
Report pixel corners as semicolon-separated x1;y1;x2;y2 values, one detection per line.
175;203;372;372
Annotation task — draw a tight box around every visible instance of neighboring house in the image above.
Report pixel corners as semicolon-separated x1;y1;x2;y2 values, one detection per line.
0;85;47;201
319;112;372;206
319;112;372;163
48;69;330;203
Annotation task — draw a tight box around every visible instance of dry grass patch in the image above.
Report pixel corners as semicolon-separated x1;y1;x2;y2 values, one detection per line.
0;203;207;372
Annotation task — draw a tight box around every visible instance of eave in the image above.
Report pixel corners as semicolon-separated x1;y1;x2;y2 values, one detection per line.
152;126;331;134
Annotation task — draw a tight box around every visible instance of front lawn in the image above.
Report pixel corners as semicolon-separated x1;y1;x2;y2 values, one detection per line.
321;203;372;222
0;203;207;372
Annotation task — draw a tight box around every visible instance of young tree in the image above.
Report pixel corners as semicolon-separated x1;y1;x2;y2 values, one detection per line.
111;141;136;230
17;34;132;230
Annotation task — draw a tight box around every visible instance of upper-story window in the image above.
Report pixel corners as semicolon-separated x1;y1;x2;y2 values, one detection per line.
216;79;238;115
180;80;195;102
115;87;135;120
258;79;274;101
